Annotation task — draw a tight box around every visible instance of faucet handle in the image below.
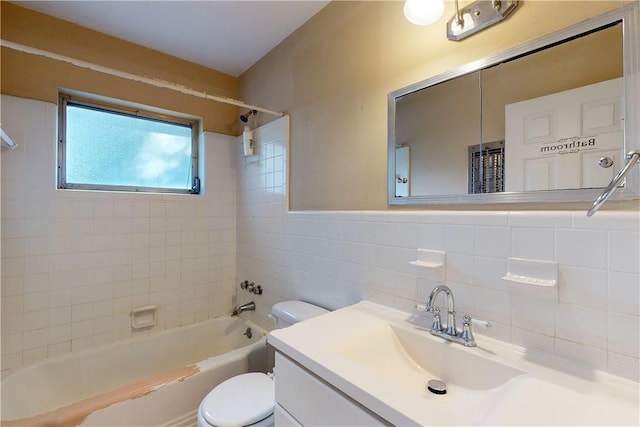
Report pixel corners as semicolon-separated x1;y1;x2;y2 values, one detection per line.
459;315;491;347
430;307;443;333
459;315;475;346
470;317;491;329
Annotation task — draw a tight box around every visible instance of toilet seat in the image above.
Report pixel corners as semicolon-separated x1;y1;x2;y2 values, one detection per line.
200;373;274;427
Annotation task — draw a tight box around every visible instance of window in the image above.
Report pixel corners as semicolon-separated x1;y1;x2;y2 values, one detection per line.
58;94;200;194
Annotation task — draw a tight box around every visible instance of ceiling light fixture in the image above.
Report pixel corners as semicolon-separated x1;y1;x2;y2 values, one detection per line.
403;0;519;41
403;0;445;26
447;0;519;41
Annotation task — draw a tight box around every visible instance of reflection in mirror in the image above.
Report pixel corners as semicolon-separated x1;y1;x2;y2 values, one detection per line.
395;72;480;196
482;24;622;192
388;5;638;205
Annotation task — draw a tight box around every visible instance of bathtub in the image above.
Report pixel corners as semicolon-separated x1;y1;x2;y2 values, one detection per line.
1;317;268;427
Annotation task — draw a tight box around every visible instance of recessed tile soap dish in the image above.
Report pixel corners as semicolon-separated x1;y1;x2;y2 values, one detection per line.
502;274;556;287
131;305;158;329
409;249;446;281
502;257;558;302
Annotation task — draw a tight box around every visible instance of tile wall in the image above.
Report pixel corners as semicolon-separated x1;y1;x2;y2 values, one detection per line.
1;95;237;373
237;116;639;382
2;96;638;384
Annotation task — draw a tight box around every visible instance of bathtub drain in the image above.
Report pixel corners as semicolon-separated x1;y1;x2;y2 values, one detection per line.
243;327;253;339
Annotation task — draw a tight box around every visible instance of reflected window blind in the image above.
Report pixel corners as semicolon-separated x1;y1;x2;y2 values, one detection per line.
468;141;505;194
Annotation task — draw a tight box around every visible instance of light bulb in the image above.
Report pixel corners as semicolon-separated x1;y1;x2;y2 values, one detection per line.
404;0;445;26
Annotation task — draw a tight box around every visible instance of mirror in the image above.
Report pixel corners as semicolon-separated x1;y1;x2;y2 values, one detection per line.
389;5;639;205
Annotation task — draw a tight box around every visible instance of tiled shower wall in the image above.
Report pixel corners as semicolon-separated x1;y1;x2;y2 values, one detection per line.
1;95;237;372
237;116;640;382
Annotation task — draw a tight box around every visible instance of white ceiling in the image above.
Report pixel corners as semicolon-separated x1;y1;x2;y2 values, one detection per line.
12;1;330;77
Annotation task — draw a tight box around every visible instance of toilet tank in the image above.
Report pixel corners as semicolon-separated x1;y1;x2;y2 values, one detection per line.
270;301;329;329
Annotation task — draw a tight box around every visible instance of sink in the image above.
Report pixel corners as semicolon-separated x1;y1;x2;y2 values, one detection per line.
270;301;639;426
333;323;526;393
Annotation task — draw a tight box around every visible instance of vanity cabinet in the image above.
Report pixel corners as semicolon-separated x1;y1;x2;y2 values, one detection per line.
274;352;387;426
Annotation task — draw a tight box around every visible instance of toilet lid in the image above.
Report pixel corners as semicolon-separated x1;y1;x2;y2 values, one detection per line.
201;373;274;427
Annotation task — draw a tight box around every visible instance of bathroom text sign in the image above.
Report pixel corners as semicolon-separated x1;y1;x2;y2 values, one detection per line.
540;136;598;156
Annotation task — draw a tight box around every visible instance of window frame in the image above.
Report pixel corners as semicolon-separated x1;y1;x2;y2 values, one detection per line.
58;93;200;194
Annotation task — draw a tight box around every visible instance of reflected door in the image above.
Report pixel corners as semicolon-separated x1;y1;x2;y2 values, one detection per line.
395;146;410;197
505;78;623;191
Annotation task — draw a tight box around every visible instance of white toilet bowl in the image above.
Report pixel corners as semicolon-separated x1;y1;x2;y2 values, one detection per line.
196;300;328;427
197;373;274;427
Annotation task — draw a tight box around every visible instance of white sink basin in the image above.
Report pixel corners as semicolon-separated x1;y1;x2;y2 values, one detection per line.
269;301;640;426
334;323;526;393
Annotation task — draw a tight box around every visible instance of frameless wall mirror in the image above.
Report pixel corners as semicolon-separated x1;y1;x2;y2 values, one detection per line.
389;4;639;205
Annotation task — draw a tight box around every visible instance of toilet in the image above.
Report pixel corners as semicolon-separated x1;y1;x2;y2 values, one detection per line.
197;300;329;427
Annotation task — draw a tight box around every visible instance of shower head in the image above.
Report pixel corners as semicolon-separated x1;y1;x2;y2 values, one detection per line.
240;109;257;123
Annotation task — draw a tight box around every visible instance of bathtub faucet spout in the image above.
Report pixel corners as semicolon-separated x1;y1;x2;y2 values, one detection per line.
232;301;256;316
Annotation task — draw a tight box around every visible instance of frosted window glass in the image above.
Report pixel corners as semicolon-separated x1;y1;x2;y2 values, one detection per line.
63;103;196;192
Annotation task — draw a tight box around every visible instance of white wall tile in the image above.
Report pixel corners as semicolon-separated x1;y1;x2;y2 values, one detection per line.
473;287;510;324
558;266;607;309
374;222;395;246
395;222;419;248
511;227;555;261
3;238;25;257
473;256;508;291
555;339;607;371
2;276;23;297
23;310;48;332
48;342;71;358
511;298;555;336
511;327;555;354
475;226;510;258
607;351;640;382
417;223;445;251
607;312;639;357
22;346;47;366
446;253;474;284
22;329;47;350
2;201;26;219
444;225;475;254
47;324;71;345
2;333;23;355
509;212;572;228
555;304;607;349
572;211;640;232
556;229;607;269
608;271;640;316
23;292;48;313
608;231;640;273
459;212;509;226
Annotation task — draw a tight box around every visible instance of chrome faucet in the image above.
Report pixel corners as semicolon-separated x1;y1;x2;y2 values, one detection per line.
232;301;256;316
426;285;457;336
422;285;490;347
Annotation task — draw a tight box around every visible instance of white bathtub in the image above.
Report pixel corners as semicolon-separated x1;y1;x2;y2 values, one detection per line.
1;317;268;427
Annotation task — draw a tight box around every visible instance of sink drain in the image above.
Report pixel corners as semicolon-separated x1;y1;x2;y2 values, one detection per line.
427;379;447;395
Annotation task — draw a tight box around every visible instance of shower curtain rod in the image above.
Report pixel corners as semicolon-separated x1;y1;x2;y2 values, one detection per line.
0;39;284;117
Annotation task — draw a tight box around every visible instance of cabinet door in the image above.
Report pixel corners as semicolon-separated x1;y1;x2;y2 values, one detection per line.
275;403;302;427
275;353;388;426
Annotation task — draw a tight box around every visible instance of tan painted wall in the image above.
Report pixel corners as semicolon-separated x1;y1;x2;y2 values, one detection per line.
239;0;633;210
1;2;239;135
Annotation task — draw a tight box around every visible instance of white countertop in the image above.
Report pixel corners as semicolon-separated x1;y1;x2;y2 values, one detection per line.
268;301;640;426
